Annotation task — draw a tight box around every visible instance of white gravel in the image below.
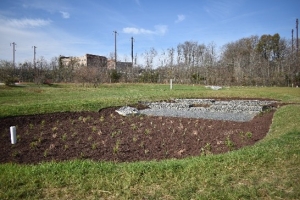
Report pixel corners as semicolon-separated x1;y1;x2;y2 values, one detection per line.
116;99;277;122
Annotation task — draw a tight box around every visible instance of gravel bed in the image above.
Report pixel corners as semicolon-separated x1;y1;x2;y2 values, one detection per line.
116;99;277;122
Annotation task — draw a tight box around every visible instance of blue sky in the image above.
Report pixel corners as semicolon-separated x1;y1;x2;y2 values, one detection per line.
0;0;299;64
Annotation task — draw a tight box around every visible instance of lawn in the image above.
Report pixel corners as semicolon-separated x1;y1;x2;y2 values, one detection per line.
0;83;299;199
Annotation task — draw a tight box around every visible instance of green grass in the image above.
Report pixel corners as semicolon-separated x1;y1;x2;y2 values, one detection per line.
0;83;300;199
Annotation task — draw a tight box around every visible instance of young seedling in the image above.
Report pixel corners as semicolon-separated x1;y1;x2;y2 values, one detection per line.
99;116;105;122
91;142;98;150
144;129;151;135
201;143;212;156
246;131;252;138
83;116;91;123
130;123;137;130
225;136;235;150
144;149;149;154
64;144;69;151
29;123;34;130
43;149;49;157
40;120;45;127
29;141;39;149
61;133;67;141
92;126;97;133
71;131;78;137
113;140;120;154
132;136;138;142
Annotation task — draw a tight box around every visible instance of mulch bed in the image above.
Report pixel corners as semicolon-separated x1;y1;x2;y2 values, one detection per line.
0;99;280;164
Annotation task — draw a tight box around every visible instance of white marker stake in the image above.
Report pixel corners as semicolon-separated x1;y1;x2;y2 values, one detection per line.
170;79;172;90
10;126;16;144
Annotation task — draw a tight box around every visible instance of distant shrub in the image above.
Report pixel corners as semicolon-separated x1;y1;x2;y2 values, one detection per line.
4;76;19;86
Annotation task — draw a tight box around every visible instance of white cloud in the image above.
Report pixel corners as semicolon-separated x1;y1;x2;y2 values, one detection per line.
60;11;70;19
155;25;168;35
123;25;168;35
123;27;154;34
2;17;52;28
175;14;185;23
0;16;89;63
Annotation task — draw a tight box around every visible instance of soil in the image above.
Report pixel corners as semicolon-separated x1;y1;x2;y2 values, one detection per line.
0;99;280;165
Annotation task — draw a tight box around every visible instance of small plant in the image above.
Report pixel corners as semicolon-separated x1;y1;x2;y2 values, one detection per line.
80;152;85;158
61;133;67;141
29;123;34;129
11;150;20;157
83;116;91;123
110;113;116;119
43;149;48;157
92;126;97;133
91;142;97;150
139;141;144;148
29;141;39;149
132;136;138;142
99;116;105;122
52;126;58;132
40;120;45;127
113;140;120;154
64;144;69;151
16;134;21;142
239;131;253;140
144;129;151;135
246;131;252;138
130;123;137;130
71;131;78;137
201;143;212;156
111;129;122;138
225;136;235;150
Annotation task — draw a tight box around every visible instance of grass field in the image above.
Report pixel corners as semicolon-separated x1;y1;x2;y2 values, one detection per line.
0;83;299;199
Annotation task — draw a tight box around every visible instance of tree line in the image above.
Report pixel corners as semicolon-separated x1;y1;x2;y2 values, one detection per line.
1;33;299;86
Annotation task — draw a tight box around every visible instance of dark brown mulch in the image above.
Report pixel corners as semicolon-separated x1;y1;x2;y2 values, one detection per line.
0;100;279;165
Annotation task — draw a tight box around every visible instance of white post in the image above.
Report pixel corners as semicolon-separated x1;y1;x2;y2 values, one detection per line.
10;126;16;144
170;79;172;90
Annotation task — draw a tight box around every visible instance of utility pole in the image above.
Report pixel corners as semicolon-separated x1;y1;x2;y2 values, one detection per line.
33;46;37;69
297;18;299;54
292;29;294;53
10;42;16;70
131;37;134;67
32;46;37;82
113;30;118;70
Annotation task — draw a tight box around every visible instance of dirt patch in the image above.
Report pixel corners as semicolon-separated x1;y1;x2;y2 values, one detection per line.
0;100;280;165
